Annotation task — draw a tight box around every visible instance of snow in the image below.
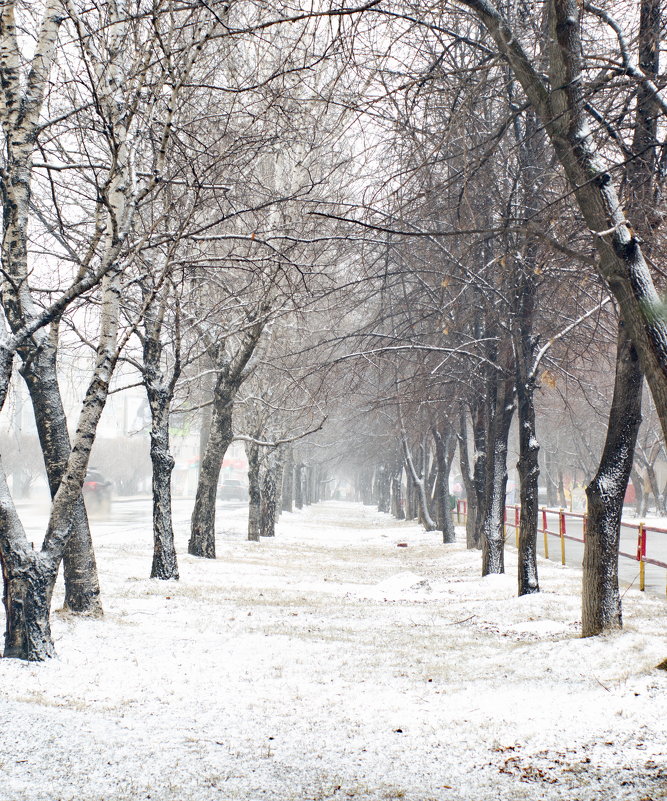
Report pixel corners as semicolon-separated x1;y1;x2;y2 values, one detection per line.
1;499;667;801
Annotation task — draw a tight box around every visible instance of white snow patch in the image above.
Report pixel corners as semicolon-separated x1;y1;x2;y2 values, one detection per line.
1;499;666;801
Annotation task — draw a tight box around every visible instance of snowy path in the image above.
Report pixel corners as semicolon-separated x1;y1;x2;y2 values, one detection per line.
1;501;666;801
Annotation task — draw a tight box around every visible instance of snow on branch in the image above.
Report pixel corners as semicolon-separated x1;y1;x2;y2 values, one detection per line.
530;296;613;381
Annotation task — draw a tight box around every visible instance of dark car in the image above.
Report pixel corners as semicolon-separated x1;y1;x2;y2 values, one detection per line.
83;468;112;513
218;479;248;501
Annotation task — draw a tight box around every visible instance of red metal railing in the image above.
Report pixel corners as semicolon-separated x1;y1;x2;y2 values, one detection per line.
455;499;667;594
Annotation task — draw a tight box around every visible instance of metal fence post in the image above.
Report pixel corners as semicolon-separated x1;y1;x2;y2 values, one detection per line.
637;522;646;592
542;507;549;560
559;508;566;565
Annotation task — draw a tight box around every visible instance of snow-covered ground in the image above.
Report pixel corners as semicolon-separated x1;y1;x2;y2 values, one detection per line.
1;500;666;801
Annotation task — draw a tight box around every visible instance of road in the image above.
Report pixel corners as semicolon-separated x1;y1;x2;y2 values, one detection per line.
17;495;249;547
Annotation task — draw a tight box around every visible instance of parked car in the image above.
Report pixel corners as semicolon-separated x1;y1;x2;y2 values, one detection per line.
218;479;248;501
83;468;112;513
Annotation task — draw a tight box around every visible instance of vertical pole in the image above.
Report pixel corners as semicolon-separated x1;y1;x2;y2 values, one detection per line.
456;500;461;525
542;507;549;560
559;508;566;566
503;506;507;541
638;522;646;592
515;505;519;548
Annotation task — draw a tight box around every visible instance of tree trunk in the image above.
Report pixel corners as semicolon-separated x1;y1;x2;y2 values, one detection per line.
260;452;280;538
390;462;405;519
433;425;456;544
19;347;102;615
377;465;391;513
645;462;663;514
516;365;540;595
458;407;478;548
148;400;178;579
481;369;515;576
631;467;644;517
189;381;234;558
294;463;304;509
246;441;261;542
544;448;559;507
557;469;567;508
282;447;294;512
189;325;264;557
401;430;437;531
405;477;417;520
471;402;487;550
3;550;56;661
583;322;643;637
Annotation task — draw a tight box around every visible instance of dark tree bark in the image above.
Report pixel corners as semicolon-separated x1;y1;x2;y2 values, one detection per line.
583;322;643;637
471;401;487;550
294;463;304;509
2;552;56;661
246;439;261;542
645;461;663;514
147;396;178;579
260;450;280;537
377;465;391;513
0;449;56;661
458;406;479;549
142;293;181;580
390;461;405;519
557;468;567;508
544;447;559;508
405;476;417;520
189;375;235;557
282;446;294;512
630;467;644;518
189;324;264;558
515;348;540;594
433;424;456;544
